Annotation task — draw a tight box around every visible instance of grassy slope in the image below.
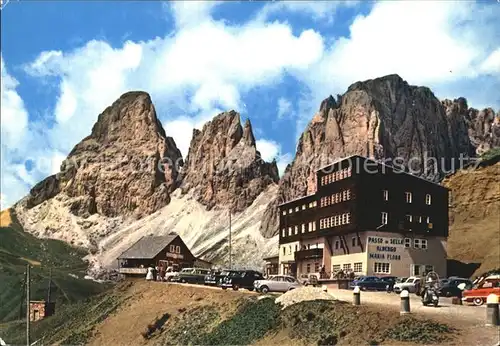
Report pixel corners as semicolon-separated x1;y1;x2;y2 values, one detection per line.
443;152;500;277
0;209;109;323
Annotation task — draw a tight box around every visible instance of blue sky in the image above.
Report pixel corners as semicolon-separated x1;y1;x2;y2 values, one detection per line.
1;0;499;209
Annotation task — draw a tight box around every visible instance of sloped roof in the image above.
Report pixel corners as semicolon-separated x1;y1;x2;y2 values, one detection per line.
118;235;177;259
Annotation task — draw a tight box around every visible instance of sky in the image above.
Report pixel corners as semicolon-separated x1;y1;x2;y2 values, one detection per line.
1;0;499;209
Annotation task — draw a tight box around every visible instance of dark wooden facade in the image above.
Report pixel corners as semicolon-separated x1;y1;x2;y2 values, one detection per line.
118;235;196;275
279;155;449;245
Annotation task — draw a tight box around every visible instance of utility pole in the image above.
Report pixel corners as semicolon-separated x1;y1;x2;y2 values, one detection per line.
47;268;52;303
26;264;30;346
19;272;26;320
229;209;232;270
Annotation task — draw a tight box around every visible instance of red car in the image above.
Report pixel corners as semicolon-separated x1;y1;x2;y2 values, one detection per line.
462;275;500;306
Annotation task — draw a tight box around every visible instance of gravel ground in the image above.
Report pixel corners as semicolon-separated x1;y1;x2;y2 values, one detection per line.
275;286;336;309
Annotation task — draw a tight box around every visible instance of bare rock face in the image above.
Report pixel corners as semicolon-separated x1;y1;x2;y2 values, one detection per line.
180;111;279;212
260;74;498;237
21;91;184;219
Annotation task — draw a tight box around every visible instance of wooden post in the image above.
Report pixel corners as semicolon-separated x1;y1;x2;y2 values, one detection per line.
47;268;52;303
26;264;30;346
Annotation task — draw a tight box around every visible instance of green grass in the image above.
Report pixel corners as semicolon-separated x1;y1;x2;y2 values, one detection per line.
0;283;130;345
480;147;500;162
0;210;110;323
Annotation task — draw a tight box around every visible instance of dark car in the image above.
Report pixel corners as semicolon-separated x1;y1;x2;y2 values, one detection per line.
438;278;473;297
205;269;238;286
379;276;399;292
221;270;264;291
171;268;211;284
350;276;387;291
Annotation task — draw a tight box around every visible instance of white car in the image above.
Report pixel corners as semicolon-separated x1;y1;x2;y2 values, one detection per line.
393;277;421;294
254;275;302;293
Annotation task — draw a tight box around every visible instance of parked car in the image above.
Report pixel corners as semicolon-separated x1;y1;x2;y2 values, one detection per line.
298;274;320;287
163;266;180;282
254;275;302;293
205;269;239;286
221;270;264;291
438;278;473;297
350;276;387;291
171;268;211;284
393;277;421;294
462;275;500;306
378;276;398;292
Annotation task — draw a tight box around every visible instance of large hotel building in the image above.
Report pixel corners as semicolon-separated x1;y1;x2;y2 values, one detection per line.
278;155;449;279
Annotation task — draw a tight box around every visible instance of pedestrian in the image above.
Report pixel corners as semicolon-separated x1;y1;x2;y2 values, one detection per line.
146;266;154;281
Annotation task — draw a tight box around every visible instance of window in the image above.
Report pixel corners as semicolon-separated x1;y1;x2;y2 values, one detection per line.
302;204;306;210
288;246;292;255
353;262;363;273
301;224;306;233
314;262;320;272
332;264;341;273
404;238;411;248
289;208;293;214
288;227;292;236
306;263;311;273
282;229;286;237
346;213;351;224
283;247;286;255
412;264;422;276
342;190;347;201
169;245;175;253
426;194;431;205
312;222;316;231
406;214;412;222
176;246;181;253
383;190;389;201
341;213;347;225
414;239;421;248
374;262;390;274
347;167;352;177
381;212;388;225
343;263;352;271
295;206;299;212
421;239;428;250
352;237;357;247
294;244;298;252
405;192;412;203
282;210;286;215
319;219;324;229
335;240;340;250
294;226;299;235
346;189;351;200
325;217;331;228
426;216;430;224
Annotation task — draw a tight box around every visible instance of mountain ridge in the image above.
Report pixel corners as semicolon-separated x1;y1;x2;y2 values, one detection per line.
7;73;500;274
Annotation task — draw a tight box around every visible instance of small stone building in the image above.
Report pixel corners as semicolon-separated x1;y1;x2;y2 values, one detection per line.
29;301;55;322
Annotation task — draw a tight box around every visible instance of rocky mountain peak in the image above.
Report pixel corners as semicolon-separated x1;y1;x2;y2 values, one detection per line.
181;111;279;212
21;91;183;219
259;74;499;237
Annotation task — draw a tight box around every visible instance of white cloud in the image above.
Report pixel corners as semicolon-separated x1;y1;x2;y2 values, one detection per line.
480;48;500;75
291;0;500;137
1;55;29;149
277;97;292;119
256;139;293;177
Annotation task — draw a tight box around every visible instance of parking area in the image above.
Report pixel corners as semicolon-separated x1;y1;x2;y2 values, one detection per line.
166;280;490;324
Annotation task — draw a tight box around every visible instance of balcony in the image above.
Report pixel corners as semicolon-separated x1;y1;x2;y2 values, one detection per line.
295;248;323;261
119;267;148;275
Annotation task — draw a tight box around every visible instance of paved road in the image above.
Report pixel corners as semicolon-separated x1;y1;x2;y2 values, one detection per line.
327;287;489;323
